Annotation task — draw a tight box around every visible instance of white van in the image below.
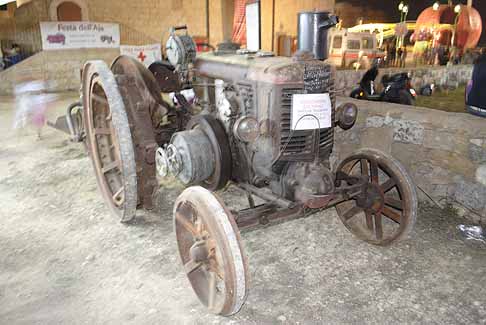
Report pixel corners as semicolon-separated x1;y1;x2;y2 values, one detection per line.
327;29;385;69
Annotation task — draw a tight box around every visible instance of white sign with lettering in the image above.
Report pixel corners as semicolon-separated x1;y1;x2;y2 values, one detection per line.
120;44;162;67
40;22;120;50
291;93;332;130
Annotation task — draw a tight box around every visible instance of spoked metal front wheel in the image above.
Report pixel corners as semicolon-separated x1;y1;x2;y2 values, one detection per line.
335;149;417;245
174;186;249;316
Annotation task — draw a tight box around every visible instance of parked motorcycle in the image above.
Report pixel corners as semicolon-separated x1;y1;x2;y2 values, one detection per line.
350;66;417;106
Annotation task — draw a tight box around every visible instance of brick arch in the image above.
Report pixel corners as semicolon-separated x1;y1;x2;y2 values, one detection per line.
49;0;89;21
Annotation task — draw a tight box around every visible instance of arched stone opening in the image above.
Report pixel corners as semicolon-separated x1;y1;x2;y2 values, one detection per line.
49;0;89;21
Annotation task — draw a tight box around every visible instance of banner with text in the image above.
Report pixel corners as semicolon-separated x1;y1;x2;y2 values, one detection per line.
120;44;162;67
40;22;120;50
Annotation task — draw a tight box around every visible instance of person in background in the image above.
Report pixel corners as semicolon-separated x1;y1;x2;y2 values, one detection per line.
438;46;449;65
360;62;379;95
401;47;407;67
389;45;396;67
397;47;403;67
462;49;474;64
0;46;4;71
450;47;461;65
466;48;486;117
5;43;22;67
384;42;392;67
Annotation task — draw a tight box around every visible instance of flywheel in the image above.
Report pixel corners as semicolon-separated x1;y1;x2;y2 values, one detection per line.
186;115;232;191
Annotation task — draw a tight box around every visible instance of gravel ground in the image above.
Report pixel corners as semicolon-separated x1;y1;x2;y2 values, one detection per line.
0;94;485;325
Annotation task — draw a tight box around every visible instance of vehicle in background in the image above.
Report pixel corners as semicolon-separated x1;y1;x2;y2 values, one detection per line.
46;33;66;45
100;35;115;44
350;66;417;105
327;29;385;69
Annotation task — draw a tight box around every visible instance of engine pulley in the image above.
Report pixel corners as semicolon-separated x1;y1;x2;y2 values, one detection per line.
166;128;216;185
156;115;232;190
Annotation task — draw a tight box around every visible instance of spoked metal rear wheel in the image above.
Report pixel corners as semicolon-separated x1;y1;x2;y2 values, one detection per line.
335;149;417;246
174;186;249;316
83;61;137;222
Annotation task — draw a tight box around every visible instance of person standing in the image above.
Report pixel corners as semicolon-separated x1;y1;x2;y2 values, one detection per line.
466;49;486;116
401;47;407;67
397;47;403;67
0;46;4;71
390;45;396;67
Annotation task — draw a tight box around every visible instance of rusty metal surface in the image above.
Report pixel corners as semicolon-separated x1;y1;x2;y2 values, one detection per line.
235;205;304;230
186;115;232;191
335;149;417;246
82;60;138;223
41;28;422;318
47;102;84;142
174;187;249;316
110;56;169;210
148;61;182;93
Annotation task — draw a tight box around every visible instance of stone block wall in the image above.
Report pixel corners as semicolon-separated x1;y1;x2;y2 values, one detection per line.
0;49;119;95
333;97;486;222
2;0;226;55
334;65;474;96
0;0;47;55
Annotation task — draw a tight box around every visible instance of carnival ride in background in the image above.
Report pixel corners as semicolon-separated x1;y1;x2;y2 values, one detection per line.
348;4;482;54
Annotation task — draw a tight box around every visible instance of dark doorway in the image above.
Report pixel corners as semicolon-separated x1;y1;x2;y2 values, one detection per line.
57;2;82;21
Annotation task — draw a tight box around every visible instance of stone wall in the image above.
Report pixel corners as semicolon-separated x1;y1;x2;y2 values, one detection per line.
0;49;119;94
1;0;229;54
0;3;16;43
3;0;336;54
334;64;474;96
333;97;486;222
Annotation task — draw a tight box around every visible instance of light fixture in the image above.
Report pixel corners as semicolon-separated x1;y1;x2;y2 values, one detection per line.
336;103;358;130
403;5;409;13
454;4;461;13
233;116;260;143
398;1;404;11
433;2;440;11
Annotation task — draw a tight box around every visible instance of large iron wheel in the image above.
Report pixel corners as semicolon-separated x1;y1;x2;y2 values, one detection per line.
83;61;138;222
174;186;248;316
335;149;417;245
110;55;167;210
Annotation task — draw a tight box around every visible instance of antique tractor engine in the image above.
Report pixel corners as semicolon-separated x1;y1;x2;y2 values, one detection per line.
59;23;417;316
156;49;349;205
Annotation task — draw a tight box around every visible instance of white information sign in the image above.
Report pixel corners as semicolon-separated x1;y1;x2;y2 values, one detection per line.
291;93;332;130
120;44;162;67
246;2;261;51
40;22;120;50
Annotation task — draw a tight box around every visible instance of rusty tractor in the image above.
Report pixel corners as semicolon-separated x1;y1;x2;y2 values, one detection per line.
51;23;417;316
